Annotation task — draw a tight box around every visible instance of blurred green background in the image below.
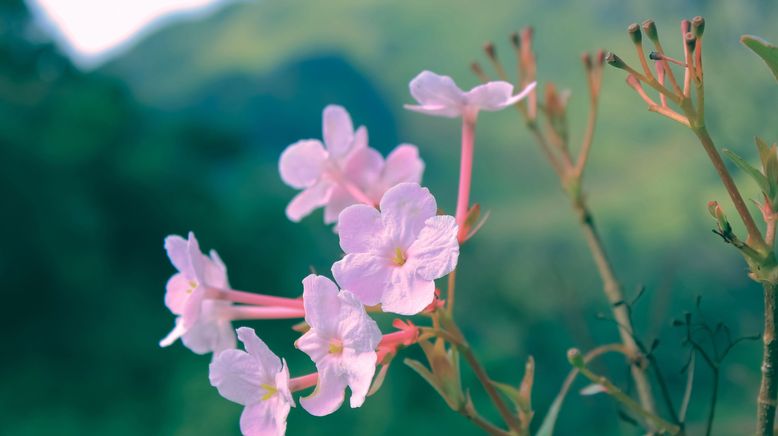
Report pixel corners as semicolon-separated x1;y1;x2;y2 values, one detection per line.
2;0;778;434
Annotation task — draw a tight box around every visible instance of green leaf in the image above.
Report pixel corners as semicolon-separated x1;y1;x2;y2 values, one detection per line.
490;380;520;405
741;35;778;82
404;358;449;402
535;390;565;436
723;148;770;195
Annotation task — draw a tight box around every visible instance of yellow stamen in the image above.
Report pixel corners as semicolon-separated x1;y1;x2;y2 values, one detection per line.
260;384;278;401
391;247;407;266
328;338;344;354
186;280;197;294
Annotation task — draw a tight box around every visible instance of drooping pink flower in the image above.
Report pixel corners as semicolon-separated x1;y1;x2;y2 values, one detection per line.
160;232;305;354
332;183;459;315
279;106;426;225
295;274;382;416
210;327;293;436
404;70;537;119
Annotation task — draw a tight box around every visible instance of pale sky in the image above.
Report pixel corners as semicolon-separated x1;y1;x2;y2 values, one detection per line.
27;0;230;68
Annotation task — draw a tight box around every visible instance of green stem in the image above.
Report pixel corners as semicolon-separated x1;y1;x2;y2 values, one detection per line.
573;200;657;415
459;343;523;433
757;282;778;436
691;125;765;250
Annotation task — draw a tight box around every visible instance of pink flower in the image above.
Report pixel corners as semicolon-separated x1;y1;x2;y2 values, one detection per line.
160;232;237;353
210;327;293;436
404;70;536;119
279;106;426;225
332;183;459;315
279;105;372;223
160;232;305;354
295;275;382;416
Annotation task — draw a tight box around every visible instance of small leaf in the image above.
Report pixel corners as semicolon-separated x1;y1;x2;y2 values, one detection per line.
491;380;521;403
723;148;770;194
579;383;607;396
518;356;535;415
368;356;394;396
404;358;447;401
741;35;778;82
535;392;565;436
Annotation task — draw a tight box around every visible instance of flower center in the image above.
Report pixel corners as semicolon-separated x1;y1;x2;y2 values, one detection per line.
391;247;407;266
328;338;344;355
187;280;197;294
260;383;278;401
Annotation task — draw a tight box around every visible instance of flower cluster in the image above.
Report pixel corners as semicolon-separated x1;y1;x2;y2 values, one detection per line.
159;74;533;434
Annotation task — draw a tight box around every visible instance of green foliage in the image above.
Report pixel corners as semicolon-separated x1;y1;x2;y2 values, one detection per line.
741;35;778;82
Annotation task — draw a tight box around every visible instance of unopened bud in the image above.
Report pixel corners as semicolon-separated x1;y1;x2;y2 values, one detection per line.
692;16;705;38
707;201;731;233
681;19;691;34
521;26;534;46
648;51;662;61
470;62;488;82
605;52;627;69
596;49;606;65
510;31;520;49
567;348;585;368
484;41;497;60
628;23;642;44
582;52;592;70
642;19;658;42
685;32;697;52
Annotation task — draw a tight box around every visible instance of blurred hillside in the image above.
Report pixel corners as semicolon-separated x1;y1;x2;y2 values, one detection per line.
3;0;778;434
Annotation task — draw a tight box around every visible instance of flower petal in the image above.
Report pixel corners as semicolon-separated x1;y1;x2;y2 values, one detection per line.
379;144;424;191
408;215;459;280
337;291;382;352
164;273;192;315
279;139;328;189
209;349;265;406
322;105;355;158
186;232;206;284
408;71;465;109
464;80;517;111
503;81;537;107
181;301;236;354
403;103;463;118
164;234;190;275
296;329;329;363
379;183;437;248
285;181;333;222
302;274;342;336
332;253;391;307
159;317;186;347
342;349;378;408
342;146;383;192
380;268;436;315
323;186;359;225
203;250;230;289
236;327;282;377
337;204;384;253
240;399;290;436
300;362;348;416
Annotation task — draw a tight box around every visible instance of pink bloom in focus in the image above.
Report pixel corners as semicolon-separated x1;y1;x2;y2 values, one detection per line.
160;232;237;354
279;105;371;223
295;274;382;416
210;327;293;436
332;183;459;315
404;70;537;119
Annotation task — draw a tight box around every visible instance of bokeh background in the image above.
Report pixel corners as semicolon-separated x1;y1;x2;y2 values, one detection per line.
2;0;778;434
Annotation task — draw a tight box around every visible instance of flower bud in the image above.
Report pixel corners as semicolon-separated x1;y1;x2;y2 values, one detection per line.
484;41;497;61
692;16;705;38
567;348;585;368
628;23;642;44
685;32;697;52
642;19;658;42
596;49;606;65
510;31;520;49
605;52;627;69
582;52;593;70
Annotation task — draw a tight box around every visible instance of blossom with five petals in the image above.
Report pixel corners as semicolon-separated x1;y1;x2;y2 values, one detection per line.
160;232;236;354
295;274;382;416
404;70;537;119
210;327;293;436
332;183;459;315
278;105;370;223
279;105;425;224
